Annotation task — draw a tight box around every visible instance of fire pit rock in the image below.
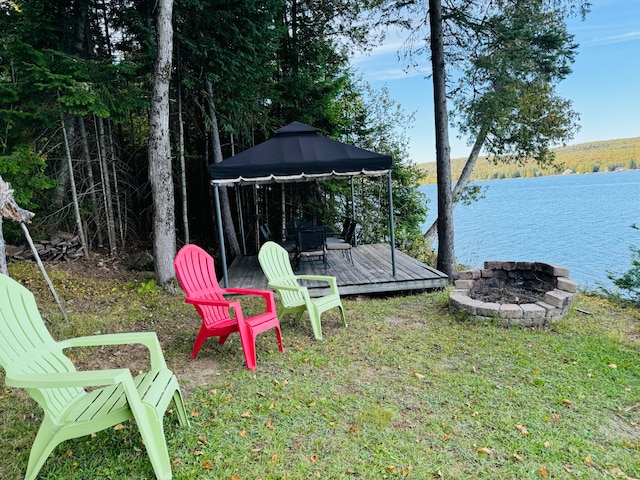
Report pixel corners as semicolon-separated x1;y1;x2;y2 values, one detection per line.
449;261;577;326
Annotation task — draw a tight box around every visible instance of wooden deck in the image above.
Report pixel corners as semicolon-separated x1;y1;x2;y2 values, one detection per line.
227;243;448;297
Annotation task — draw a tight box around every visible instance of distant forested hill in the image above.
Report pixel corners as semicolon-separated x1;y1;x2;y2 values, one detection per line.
416;137;640;184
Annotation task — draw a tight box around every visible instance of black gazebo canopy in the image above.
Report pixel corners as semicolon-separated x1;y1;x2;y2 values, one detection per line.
208;121;393;184
208;121;397;285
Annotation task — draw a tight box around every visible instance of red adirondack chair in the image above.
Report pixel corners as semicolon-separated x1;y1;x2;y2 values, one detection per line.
174;244;284;370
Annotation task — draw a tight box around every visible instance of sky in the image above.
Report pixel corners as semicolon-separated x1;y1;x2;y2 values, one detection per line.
350;0;640;163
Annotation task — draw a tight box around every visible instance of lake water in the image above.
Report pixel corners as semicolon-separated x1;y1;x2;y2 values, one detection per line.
419;169;640;291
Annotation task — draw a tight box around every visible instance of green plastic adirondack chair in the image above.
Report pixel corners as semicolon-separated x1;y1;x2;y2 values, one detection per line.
258;241;347;340
0;274;189;480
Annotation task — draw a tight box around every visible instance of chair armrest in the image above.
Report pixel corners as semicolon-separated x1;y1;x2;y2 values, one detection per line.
186;297;244;324
295;274;339;292
223;288;277;313
5;368;131;389
59;332;167;370
185;296;239;309
267;281;305;293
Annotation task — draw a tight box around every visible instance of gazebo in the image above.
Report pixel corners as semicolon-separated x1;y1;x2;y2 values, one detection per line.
208;122;398;286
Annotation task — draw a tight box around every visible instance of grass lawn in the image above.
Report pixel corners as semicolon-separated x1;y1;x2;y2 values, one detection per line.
1;261;638;479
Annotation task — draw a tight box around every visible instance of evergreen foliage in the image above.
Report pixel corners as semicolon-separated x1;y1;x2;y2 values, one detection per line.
0;0;424;260
604;224;640;305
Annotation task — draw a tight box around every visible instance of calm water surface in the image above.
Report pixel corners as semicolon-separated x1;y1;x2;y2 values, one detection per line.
419;170;640;290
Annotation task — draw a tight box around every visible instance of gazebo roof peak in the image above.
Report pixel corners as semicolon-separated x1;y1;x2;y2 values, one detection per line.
275;121;320;135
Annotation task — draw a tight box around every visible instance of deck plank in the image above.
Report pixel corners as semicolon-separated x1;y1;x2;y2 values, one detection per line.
227;243;448;297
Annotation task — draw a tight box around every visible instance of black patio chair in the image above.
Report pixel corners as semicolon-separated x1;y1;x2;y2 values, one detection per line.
326;219;356;264
292;217;317;233
296;227;327;271
260;224;296;254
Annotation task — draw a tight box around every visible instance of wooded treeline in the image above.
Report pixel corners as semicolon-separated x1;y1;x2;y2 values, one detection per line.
0;0;426;266
1;0;592;284
418;137;640;184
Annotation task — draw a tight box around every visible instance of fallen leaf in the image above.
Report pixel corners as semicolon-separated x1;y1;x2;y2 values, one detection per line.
266;421;275;430
562;399;572;407
543;441;551;448
414;372;425;379
387;465;397;472
539;469;548;477
477;447;492;456
193;450;203;456
271;454;279;462
241;411;251;418
172;458;182;466
610;467;626;477
66;449;73;458
562;466;572;473
191;409;201;416
608;363;618;369
202;461;212;470
517;424;530;435
311;455;319;462
114;424;124;431
197;436;207;444
238;430;247;437
513;453;524;463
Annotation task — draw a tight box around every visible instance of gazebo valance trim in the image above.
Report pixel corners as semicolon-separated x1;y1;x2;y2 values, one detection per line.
209;168;391;186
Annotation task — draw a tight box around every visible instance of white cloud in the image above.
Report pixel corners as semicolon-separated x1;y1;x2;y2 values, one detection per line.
584;30;640;46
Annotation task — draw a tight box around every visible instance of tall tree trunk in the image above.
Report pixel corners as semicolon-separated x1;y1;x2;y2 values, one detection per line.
205;79;241;257
423;127;488;244
78;116;105;248
96;116;117;255
107;121;126;246
429;0;457;281
148;0;176;286
60;114;90;260
177;81;190;244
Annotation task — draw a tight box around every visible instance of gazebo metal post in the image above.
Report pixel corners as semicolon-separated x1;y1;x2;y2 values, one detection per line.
253;184;259;252
387;171;397;277
350;178;356;246
235;186;246;256
213;183;229;287
281;184;286;240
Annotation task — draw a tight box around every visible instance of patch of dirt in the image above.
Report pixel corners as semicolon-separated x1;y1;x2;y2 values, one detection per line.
470;285;545;304
51;255;150;282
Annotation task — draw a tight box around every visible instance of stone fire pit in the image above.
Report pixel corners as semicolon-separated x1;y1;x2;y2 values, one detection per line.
449;261;577;326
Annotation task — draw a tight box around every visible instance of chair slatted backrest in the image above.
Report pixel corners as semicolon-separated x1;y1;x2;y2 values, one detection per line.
258;242;305;307
0;274;84;416
340;218;351;237
297;227;325;254
174;245;231;326
344;220;357;244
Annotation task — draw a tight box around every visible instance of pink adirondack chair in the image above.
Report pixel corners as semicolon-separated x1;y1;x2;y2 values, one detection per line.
174;244;284;370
